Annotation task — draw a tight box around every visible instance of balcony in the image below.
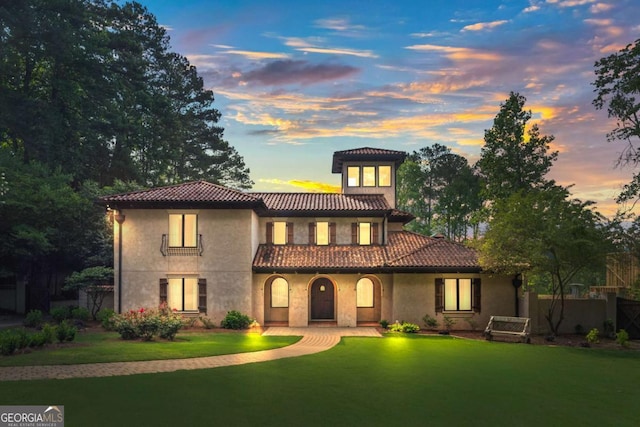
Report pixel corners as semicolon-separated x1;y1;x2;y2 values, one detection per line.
161;234;204;256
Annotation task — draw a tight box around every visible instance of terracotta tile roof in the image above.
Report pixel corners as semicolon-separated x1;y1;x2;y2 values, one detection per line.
384;231;478;269
253;231;479;272
332;146;407;173
252;192;391;215
101;180;260;208
388;208;415;223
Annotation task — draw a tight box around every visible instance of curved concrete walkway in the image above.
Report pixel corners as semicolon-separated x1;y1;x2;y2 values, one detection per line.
0;327;380;382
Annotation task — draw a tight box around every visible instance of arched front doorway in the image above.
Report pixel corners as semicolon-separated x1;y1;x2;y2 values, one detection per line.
310;277;335;320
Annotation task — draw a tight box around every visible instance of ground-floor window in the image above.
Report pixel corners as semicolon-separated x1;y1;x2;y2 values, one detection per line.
356;278;374;307
165;277;198;311
436;278;481;313
271;277;289;308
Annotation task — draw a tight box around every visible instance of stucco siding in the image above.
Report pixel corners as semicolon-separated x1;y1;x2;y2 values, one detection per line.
115;208;255;317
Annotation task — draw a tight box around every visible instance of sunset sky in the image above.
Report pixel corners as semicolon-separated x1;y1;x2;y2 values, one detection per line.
138;0;640;216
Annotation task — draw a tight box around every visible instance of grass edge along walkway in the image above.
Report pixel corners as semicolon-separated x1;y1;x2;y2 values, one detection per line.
0;327;381;381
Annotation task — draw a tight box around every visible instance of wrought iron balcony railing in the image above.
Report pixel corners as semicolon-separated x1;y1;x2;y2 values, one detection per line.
160;234;204;256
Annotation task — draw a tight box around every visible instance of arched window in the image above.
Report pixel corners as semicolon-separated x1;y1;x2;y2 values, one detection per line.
271;277;289;308
356;278;374;308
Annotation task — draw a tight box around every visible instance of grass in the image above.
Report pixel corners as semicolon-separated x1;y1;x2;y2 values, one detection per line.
0;330;299;366
1;335;639;426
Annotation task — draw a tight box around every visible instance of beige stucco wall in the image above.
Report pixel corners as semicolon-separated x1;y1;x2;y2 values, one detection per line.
114;208;255;323
391;273;514;330
340;161;397;208
252;272;516;330
523;292;612;335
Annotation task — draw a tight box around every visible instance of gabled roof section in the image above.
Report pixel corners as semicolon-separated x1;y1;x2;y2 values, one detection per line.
251;192;392;217
388;208;415;224
100;180;261;209
332;147;407;173
253;230;479;273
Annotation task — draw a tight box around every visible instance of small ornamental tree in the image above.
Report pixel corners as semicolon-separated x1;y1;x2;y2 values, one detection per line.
63;266;114;320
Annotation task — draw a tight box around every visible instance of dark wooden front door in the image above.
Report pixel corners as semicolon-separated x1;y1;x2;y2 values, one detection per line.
311;279;334;320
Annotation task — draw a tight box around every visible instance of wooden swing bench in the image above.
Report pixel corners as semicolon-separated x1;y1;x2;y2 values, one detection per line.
484;316;531;343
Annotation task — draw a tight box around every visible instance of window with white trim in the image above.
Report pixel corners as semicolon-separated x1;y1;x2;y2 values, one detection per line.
169;214;197;247
356;278;374;307
271;277;289;308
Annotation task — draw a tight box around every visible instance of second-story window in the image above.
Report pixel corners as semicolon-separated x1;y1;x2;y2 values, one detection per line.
169;214;197;247
351;222;379;245
378;165;391;187
362;166;376;187
316;222;329;245
267;222;293;245
347;166;360;187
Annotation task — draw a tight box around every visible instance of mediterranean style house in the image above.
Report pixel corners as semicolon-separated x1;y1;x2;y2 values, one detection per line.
101;147;516;329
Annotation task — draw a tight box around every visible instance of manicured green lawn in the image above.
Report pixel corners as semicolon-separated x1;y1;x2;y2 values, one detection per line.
0;331;299;366
1;335;639;426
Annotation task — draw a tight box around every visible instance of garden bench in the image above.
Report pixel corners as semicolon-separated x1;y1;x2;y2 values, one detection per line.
484;316;531;343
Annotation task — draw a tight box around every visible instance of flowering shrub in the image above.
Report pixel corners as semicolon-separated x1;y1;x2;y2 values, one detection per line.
112;304;184;341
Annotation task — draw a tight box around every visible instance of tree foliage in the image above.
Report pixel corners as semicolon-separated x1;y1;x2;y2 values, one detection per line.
0;1;252;300
397;144;481;240
593;39;640;203
477;92;558;202
0;0;251;189
63;266;114;319
477;186;611;334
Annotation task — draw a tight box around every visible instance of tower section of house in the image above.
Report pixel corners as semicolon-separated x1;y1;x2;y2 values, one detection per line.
332;147;406;208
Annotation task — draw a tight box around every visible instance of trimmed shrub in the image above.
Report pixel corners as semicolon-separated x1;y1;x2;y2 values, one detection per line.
96;308;116;331
24;309;44;328
41;323;55;344
29;331;48;348
586;328;599;344
390;322;420;333
15;329;31;349
221;310;252;330
422;314;439;330
56;320;77;343
50;306;71;323
616;329;630;348
71;307;90;322
112;305;184;341
0;331;19;356
379;319;389;329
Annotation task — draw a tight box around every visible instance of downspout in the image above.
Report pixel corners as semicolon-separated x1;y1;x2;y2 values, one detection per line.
115;211;126;314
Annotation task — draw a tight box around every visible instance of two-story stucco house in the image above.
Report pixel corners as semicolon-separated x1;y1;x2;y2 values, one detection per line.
101;147;515;329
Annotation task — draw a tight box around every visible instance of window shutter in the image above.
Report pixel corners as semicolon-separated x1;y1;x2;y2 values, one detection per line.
308;222;315;244
472;278;481;313
372;223;379;245
329;223;337;245
198;278;207;313
435;278;444;313
159;278;168;305
351;223;358;244
287;222;294;244
266;222;273;244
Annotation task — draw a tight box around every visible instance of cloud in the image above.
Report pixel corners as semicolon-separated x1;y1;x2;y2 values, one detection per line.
590;3;614;13
223;50;289;60
405;44;502;61
281;36;378;58
238;60;359;86
546;0;597;7
314;18;366;32
258;178;340;193
461;20;509;32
